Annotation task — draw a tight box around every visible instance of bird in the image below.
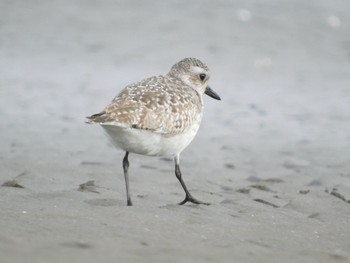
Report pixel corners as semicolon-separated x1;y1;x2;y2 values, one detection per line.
86;58;221;206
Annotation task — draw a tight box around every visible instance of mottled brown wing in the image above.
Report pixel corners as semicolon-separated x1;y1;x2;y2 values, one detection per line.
87;76;202;135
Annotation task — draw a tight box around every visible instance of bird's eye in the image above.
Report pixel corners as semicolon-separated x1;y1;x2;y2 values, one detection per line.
199;73;206;81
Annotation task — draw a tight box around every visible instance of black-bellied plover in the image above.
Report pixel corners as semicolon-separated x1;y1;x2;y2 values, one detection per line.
87;58;221;206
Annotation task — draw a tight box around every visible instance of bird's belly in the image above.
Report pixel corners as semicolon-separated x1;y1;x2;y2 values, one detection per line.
101;124;200;157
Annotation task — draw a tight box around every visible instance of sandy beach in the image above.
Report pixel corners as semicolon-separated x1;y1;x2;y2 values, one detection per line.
1;0;350;262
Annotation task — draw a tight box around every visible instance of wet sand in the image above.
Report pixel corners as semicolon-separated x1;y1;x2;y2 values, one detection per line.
1;0;350;262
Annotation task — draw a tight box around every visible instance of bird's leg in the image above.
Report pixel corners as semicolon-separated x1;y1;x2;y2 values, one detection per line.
123;151;132;206
174;155;210;205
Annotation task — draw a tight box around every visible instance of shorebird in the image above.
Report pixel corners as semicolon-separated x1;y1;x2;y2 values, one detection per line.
87;58;221;206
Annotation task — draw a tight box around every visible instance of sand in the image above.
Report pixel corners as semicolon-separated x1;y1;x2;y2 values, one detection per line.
1;0;350;262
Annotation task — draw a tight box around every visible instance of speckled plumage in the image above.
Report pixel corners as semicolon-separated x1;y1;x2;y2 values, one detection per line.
88;75;202;136
87;58;221;206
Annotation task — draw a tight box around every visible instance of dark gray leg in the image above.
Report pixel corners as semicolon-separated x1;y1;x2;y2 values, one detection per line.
123;151;132;206
174;155;209;205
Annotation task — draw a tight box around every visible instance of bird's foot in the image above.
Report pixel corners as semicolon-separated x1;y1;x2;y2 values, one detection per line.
178;194;210;205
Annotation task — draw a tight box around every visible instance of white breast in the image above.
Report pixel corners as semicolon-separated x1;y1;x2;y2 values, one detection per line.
101;120;201;157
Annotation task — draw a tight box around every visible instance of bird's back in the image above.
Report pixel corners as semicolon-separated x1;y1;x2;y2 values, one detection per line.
87;75;204;137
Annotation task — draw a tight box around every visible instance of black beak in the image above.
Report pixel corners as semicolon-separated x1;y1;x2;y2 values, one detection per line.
205;86;221;100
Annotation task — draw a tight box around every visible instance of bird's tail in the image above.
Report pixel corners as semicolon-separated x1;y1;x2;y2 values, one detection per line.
86;111;107;124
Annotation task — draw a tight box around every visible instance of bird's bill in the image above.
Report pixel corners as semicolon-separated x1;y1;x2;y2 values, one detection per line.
205;86;221;100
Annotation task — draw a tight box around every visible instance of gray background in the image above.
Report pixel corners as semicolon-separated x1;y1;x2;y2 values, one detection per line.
1;0;350;262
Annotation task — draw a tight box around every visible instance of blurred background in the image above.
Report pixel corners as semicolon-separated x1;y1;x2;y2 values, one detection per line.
1;1;350;262
0;0;350;184
1;0;349;183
